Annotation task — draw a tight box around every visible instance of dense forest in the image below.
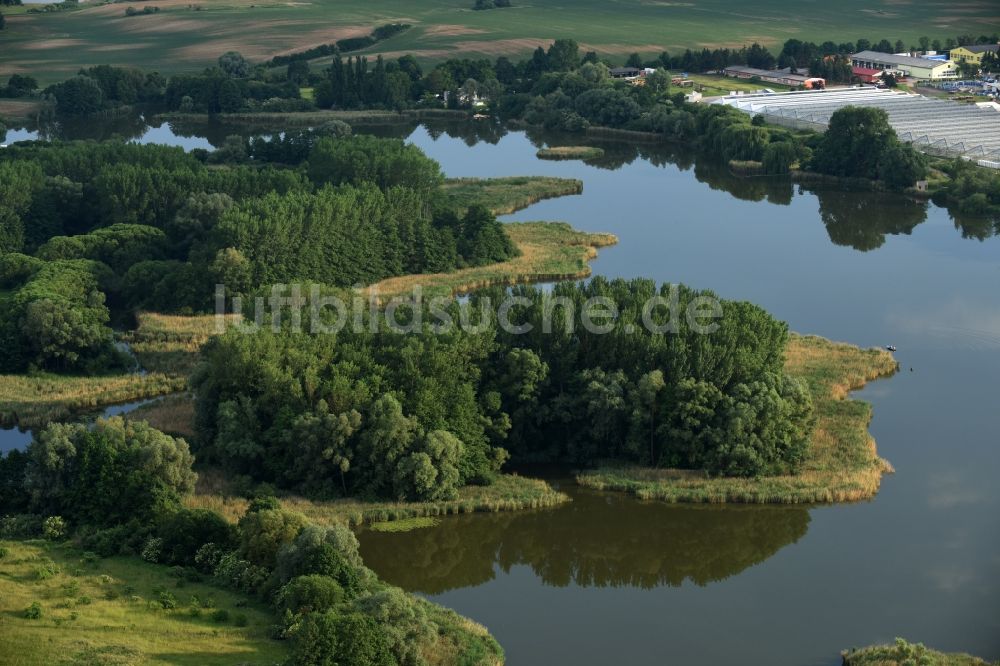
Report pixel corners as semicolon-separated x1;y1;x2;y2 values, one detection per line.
0;134;515;372
192;277;814;502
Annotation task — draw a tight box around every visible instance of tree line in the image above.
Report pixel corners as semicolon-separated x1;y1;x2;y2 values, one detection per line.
12;27;997;117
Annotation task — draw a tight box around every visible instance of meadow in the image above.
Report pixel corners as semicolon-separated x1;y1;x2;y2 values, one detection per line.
0;540;287;666
2;0;999;83
577;335;900;503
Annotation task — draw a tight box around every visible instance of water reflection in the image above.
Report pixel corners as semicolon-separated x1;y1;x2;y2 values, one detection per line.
811;187;928;251
0;426;33;455
950;210;1000;241
0;396;167;455
359;486;809;594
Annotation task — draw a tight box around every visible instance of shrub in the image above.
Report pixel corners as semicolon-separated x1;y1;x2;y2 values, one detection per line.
212;551;269;595
79;523;148;557
155;589;177;609
34;559;60;580
237;508;307;569
155;507;236;566
277;575;345;615
42;515;67;540
24;602;43;619
0;513;43;538
140;537;163;563
291;611;394;666
233;612;248;627
194;542;225;573
211;608;230;623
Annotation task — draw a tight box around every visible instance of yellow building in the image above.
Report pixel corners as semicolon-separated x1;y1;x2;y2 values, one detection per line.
949;44;999;67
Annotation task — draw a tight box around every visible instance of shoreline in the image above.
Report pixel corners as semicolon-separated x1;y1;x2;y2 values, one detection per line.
366;221;617;300
188;471;571;528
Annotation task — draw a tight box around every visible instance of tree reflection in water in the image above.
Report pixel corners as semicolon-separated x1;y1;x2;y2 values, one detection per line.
358;484;809;594
812;187;928;251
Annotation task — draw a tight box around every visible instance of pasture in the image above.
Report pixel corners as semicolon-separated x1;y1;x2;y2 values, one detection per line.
1;0;999;83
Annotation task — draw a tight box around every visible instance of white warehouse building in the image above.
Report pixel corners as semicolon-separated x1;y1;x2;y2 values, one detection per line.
850;50;958;80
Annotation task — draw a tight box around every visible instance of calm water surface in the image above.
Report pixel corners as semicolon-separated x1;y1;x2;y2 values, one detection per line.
6;117;999;663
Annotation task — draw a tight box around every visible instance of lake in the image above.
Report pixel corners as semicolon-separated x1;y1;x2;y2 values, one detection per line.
358;123;1000;665
6;116;999;663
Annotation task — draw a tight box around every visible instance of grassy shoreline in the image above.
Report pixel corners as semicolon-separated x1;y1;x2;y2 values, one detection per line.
188;472;569;527
577;334;898;504
367;221;617;300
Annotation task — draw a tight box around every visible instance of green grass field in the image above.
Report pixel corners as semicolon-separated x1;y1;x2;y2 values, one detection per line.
2;0;998;84
0;539;286;666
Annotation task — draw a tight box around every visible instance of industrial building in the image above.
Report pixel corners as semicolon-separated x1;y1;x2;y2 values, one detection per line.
850;50;958;80
949;44;1000;68
722;65;825;88
713;87;1000;165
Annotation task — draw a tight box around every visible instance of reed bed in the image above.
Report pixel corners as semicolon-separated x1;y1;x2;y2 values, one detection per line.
122;312;240;377
0;314;239;430
368;222;617;300
442;176;584;215
0;373;185;429
187;473;570;527
127;394;197;439
841;639;994;666
577;335;899;504
536;146;605;161
369;517;441;532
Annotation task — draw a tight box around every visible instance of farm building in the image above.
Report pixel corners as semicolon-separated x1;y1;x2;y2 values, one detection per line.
713;87;1000;163
850;50;958;80
610;67;643;79
949;44;1000;67
852;67;883;84
722;66;825;88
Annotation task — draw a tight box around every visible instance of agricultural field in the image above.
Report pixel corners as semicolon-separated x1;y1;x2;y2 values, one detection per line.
2;0;999;84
